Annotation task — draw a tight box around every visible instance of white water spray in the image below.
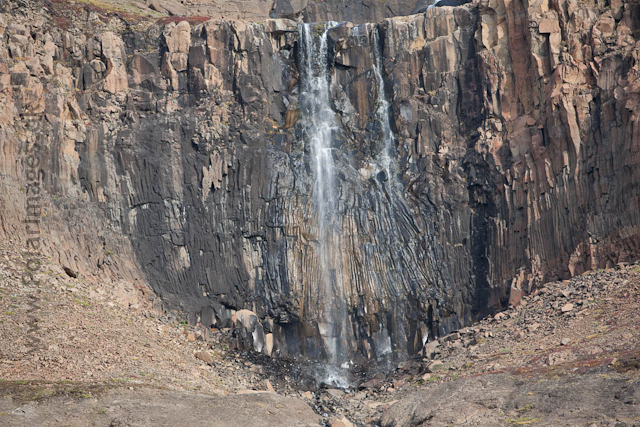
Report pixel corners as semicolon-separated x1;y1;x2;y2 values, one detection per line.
372;27;395;176
299;23;349;387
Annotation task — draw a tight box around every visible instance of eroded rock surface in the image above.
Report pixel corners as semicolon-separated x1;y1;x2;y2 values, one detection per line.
1;0;640;364
0;386;321;427
379;371;640;426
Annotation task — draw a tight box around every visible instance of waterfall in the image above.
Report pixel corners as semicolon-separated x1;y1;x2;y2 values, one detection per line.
372;27;395;176
296;22;402;383
299;22;349;386
300;23;338;234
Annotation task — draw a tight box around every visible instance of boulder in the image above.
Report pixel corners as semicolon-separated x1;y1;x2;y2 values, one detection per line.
161;52;179;90
264;333;274;356
329;416;355;427
547;350;575;366
561;303;574;313
509;286;525;306
538;19;560;34
100;32;123;60
423;339;440;359
264;19;297;33
195;351;214;364
103;58;128;93
165;21;191;53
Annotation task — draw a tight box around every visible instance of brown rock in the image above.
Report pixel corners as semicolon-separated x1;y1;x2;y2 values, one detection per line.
547;350;575;366
264;19;297;33
195;351;213;364
165;21;191;53
41;55;54;75
249;365;264;374
161;52;179;90
509;286;525;306
423;339;440;359
265;379;275;392
203;64;223;90
443;332;460;342
43;39;57;54
597;16;615;37
148;0;188;16
0;74;10;91
326;388;344;398
103;58;128;94
329;416;355;427
264;333;274;356
100;32;123;60
45;93;65;118
188;45;207;70
168;52;188;72
539;19;560;34
561;303;574;313
25;57;43;77
361;378;383;389
611;0;624;20
130;55;156;76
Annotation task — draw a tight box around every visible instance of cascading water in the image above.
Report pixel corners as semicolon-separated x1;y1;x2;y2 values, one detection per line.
299;22;350;387
372;27;395;176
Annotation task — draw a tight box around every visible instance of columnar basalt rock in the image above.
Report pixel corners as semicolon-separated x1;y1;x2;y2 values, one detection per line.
0;0;639;364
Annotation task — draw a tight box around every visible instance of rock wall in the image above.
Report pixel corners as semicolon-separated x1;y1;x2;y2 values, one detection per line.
1;0;639;363
144;0;433;24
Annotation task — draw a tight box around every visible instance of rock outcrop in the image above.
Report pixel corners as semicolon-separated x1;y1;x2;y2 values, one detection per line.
127;0;438;25
1;0;639;363
379;371;640;426
0;386;321;426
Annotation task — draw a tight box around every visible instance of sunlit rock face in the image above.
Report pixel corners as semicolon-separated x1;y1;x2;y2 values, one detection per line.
270;0;433;24
1;0;640;364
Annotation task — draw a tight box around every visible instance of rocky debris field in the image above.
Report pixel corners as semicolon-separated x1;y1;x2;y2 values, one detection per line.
0;239;281;395
302;265;640;426
0;238;323;425
379;370;640;427
2;229;640;426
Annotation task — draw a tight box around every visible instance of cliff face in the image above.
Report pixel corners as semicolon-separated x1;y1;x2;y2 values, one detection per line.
122;0;432;25
1;0;639;363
